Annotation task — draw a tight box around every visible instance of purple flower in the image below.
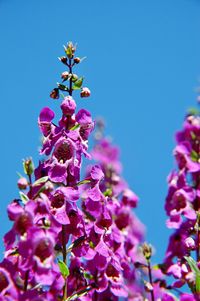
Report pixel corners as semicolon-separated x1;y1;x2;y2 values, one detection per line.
0;267;18;300
47;137;75;183
174;143;200;173
92;138;122;173
38;107;55;137
163;111;200;295
61;96;76;116
122;188;138;208
76;109;94;140
90;165;104;181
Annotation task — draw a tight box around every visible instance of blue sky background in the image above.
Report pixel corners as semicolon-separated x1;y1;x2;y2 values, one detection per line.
0;0;200;263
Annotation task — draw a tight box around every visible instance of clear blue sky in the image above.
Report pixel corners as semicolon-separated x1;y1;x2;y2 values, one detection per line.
0;0;200;263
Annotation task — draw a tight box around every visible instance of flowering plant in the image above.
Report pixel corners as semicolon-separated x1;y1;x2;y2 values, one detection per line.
0;42;200;301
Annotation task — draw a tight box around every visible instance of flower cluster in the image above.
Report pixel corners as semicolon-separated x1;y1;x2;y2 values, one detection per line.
163;112;200;298
0;42;147;301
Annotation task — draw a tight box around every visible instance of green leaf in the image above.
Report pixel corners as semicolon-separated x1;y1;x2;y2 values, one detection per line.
19;191;29;203
152;264;160;270
70;124;80;131
185;256;200;293
73;77;83;90
76;179;91;186
191;131;196;140
83;272;93;280
103;188;112;197
89;241;94;249
185;256;199;274
188;107;199;116
196;274;200;293
57;83;69;91
33;176;49;187
191;150;199;162
58;259;70;278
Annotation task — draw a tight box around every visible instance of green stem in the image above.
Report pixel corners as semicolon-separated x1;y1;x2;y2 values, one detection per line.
62;225;67;300
147;260;155;301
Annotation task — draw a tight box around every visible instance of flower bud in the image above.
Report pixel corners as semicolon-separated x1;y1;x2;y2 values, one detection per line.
61;96;76;116
72;74;78;82
74;57;81;64
142;242;152;261
61;71;69;81
50;88;59;99
59;56;68;65
64;42;76;59
80;87;91;98
122;189;138;208
17;177;29;190
23;158;34;176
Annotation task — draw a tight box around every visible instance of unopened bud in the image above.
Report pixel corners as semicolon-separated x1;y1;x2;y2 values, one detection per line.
142;242;152;261
64;42;76;59
61;71;69;81
72;74;78;82
23;158;34;176
50;88;59;99
74;57;81;64
59;56;68;65
17;177;29;190
61;96;76;116
80;87;91;98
